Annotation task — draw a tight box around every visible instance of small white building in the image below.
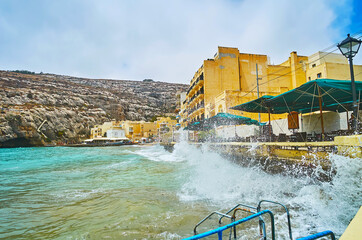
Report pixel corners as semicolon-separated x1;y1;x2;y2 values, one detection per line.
106;129;126;139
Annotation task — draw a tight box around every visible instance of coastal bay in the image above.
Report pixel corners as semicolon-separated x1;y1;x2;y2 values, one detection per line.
1;143;360;239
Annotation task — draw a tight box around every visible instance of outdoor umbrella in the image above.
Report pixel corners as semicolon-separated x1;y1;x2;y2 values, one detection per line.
230;95;274;113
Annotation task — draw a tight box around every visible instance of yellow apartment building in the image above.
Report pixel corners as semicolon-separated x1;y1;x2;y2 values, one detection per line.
183;47;307;124
120;120;157;142
90;121;119;138
155;117;178;135
178;92;188;127
142;122;158;138
121;121;141;140
181;47;362;126
306;51;362;81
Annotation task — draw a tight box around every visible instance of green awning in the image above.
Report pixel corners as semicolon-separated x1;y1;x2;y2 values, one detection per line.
231;79;362;114
185;121;201;131
205;112;260;126
230;95;274;113
267;79;362;114
184;121;212;131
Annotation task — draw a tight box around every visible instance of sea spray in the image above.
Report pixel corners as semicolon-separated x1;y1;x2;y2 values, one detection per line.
171;140;361;238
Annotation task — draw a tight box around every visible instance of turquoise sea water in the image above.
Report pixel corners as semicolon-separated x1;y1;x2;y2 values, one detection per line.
0;142;361;239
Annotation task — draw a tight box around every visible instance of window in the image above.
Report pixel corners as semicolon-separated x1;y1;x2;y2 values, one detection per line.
312;64;316;68
317;73;322;78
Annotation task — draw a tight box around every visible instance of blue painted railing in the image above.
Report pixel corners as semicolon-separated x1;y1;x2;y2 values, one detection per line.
184;200;336;240
297;230;336;240
183;210;275;240
257;200;293;240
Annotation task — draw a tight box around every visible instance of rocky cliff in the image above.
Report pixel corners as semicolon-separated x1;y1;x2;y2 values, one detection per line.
0;71;187;147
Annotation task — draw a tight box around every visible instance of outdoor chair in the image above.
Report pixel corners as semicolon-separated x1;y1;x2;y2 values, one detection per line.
295;132;307;142
277;134;287;142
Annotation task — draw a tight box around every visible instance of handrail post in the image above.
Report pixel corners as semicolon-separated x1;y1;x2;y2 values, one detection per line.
219;203;257;224
317;86;325;140
194;211;232;235
258;200;293;240
185;210;275;240
233;207;266;240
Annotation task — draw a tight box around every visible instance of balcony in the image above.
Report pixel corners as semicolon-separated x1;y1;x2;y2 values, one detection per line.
189;114;205;125
187;100;205;116
187;87;204;106
187;73;204;96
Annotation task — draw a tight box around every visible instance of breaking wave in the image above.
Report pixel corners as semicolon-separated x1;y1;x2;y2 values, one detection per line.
173;141;361;238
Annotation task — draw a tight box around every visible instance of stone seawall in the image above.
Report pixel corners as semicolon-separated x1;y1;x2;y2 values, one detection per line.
161;135;362;181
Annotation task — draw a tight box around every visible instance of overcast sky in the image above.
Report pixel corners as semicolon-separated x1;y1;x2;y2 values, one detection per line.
0;0;361;84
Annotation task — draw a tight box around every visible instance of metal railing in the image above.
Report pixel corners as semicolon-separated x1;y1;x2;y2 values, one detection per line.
297;230;336;240
257;200;293;240
184;200;336;240
193;211;232;235
185;210;275;240
219;203;257;224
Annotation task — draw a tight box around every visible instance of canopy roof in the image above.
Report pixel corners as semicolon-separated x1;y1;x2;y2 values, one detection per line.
230;95;274;112
205;112;260;126
231;79;362;114
184;113;261;131
184;121;214;131
184;121;200;130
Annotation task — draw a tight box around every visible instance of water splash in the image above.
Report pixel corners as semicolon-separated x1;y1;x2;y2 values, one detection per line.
136;144;185;162
173;141;361;238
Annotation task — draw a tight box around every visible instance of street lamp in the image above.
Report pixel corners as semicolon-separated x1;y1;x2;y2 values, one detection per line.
337;34;362;133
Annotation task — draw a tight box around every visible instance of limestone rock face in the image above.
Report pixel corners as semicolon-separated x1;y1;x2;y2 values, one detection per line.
0;71;187;147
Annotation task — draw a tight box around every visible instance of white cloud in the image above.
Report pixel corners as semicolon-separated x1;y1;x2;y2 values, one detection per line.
0;0;359;83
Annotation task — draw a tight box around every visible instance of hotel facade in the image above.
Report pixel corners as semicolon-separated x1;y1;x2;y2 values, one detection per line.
180;46;362;127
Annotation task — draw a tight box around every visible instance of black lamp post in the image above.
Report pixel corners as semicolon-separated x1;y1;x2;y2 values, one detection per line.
337;34;362;133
